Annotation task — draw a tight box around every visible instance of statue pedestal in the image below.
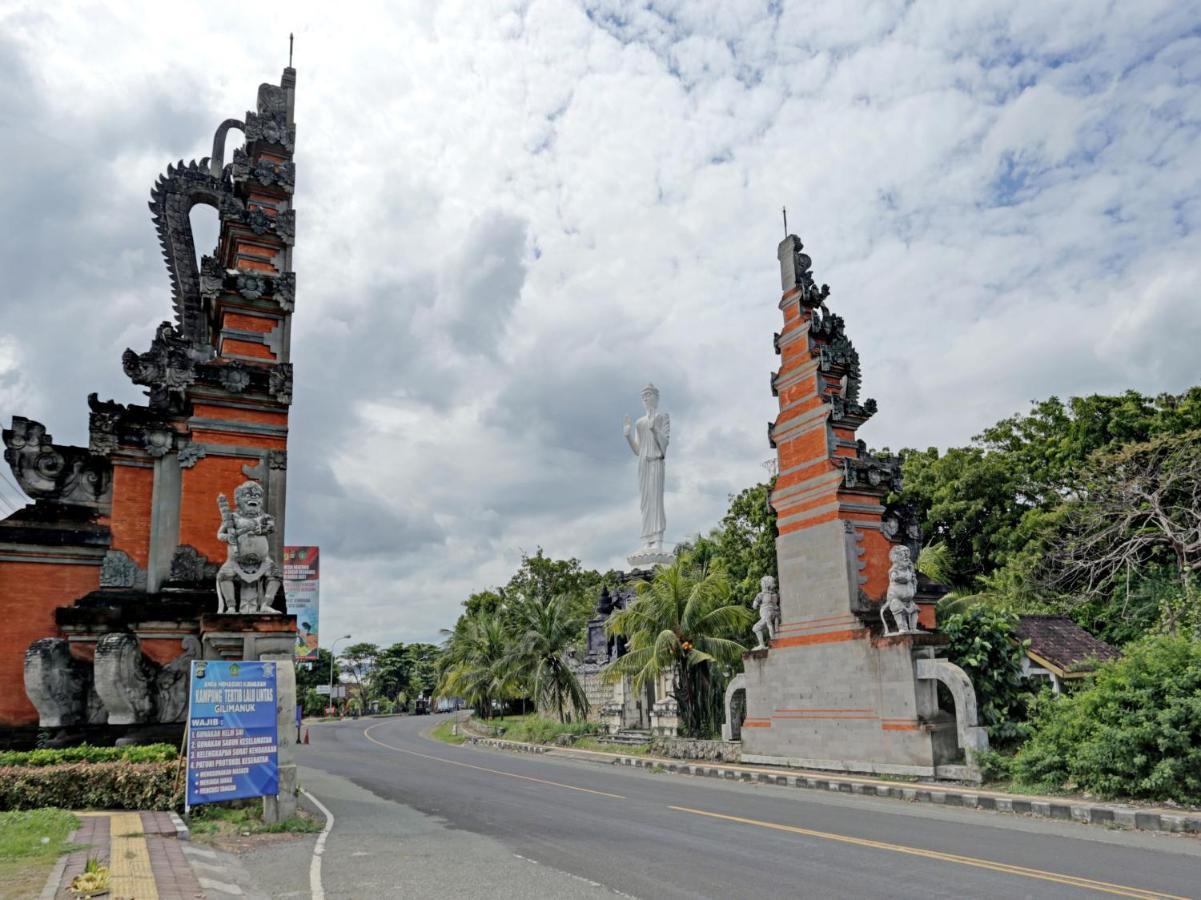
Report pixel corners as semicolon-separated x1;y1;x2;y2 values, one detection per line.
626;549;675;570
199;614;299;824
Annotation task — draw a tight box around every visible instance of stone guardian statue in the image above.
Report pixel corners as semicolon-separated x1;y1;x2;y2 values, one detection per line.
216;480;282;614
881;545;920;635
752;575;780;650
624;384;671;566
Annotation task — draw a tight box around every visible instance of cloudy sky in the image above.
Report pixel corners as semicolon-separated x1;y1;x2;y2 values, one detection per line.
2;1;1199;646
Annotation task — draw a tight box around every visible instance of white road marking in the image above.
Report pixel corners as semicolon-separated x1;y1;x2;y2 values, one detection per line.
189;859;230;874
182;844;218;859
302;787;335;900
198;876;245;895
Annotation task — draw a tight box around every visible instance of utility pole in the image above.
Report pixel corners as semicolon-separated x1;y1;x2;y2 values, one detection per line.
328;634;352;713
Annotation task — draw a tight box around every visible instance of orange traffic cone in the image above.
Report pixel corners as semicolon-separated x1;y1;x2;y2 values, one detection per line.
302;728;309;744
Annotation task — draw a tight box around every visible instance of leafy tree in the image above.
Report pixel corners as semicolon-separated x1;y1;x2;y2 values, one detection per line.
897;388;1201;594
406;643;441;698
937;605;1033;747
463;590;504;618
1012;636;1201;803
1038;431;1201;636
506;595;589;723
341;642;379;694
500;549;611;628
713;481;778;601
301;688;326;717
677;481;777;605
899;446;1029;588
372;643;414;701
296;648;338;696
605;565;752;738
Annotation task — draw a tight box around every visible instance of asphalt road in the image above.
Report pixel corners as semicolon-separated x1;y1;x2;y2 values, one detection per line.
296;715;1200;899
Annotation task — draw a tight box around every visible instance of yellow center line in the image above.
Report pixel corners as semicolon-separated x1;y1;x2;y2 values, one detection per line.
362;722;626;800
669;806;1188;900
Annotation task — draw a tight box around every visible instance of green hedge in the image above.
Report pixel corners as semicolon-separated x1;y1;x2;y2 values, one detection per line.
1012;635;1201;804
0;761;181;811
0;743;177;768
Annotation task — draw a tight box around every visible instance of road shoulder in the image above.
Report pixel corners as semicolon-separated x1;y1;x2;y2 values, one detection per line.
294;763;619;898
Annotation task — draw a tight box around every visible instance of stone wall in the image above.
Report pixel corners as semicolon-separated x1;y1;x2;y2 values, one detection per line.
650;736;742;762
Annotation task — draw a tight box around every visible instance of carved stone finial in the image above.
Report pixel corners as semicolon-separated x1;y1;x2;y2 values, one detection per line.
149;161;244;344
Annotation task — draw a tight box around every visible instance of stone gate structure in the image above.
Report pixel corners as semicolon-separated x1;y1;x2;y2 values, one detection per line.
0;67;300;754
728;235;987;779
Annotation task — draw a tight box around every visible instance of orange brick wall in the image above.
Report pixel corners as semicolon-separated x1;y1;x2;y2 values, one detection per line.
223;313;274;333
221;338;275;360
192;404;288;427
141;637;189;666
109;463;154;568
179;454;261;561
0;561;100;725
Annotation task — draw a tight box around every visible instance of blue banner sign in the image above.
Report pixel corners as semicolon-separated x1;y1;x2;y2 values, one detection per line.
186;660;279;809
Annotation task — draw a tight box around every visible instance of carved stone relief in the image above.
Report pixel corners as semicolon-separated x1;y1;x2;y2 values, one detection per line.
100;549;148;591
23;639;99;727
177;442;207;469
3;416;112;508
169;544;219;584
269;364;293;404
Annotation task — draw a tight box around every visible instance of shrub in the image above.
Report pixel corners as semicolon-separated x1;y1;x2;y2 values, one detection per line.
0;761;181;811
492;715;602;745
0;743;177;768
1011;635;1201;803
938;605;1034;747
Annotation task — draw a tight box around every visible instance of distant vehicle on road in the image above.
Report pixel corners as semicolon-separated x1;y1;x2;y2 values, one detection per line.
413;698;430;715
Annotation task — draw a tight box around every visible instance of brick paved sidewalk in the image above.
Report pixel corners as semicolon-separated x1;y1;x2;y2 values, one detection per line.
43;811;204;900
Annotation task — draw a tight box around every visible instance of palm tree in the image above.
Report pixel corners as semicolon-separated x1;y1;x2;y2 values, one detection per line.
604;564;752;737
436;613;517;719
507;594;589;723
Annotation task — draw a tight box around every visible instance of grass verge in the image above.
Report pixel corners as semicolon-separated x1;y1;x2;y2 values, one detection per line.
188;804;322;839
0;808;79;900
573;737;651;756
431;719;467;745
442;714;657;757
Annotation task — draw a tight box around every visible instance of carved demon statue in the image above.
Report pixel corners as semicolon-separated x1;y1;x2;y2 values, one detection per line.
752;575;781;650
216;480;281;613
881;545;920;635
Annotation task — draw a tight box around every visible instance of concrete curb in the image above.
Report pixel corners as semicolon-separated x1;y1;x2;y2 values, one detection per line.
168;810;191;841
466;736;551;754
464;736;1201;835
38;846;70;900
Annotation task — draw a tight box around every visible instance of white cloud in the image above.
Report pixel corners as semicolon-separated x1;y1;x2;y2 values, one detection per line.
1;0;1198;645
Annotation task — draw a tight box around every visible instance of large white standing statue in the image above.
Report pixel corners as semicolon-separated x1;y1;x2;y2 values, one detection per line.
624;383;673;568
